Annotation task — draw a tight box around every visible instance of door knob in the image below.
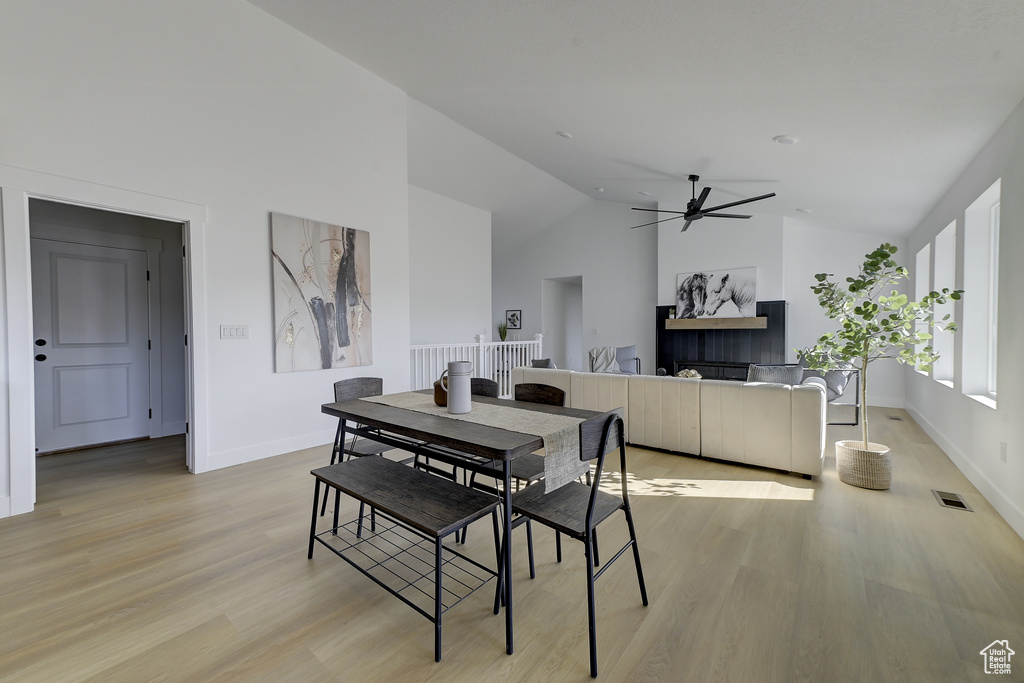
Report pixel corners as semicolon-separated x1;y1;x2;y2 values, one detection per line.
35;339;47;346
35;354;47;362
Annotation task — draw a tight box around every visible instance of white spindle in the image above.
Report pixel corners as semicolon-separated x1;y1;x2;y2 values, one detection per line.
410;337;543;396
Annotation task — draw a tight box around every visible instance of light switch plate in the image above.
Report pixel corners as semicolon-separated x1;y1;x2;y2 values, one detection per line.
220;324;250;340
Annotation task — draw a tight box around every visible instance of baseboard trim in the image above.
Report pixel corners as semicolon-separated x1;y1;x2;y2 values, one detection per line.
206;429;335;472
906;403;1024;542
159;421;187;438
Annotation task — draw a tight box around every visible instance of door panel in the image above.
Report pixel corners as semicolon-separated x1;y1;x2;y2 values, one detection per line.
54;255;130;344
55;365;131;424
32;239;150;453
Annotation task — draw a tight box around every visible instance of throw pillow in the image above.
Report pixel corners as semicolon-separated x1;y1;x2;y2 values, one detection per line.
747;364;803;385
530;358;556;369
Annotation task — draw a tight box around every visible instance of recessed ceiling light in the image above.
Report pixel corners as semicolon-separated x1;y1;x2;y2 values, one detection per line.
556;130;573;139
595;187;605;193
795;208;812;214
773;135;798;145
638;191;651;196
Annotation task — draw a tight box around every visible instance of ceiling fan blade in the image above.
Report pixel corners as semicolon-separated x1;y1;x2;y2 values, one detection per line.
701;192;776;214
628;214;688;230
693;186;711;211
680;219;694;232
702;213;752;219
631;207;687;215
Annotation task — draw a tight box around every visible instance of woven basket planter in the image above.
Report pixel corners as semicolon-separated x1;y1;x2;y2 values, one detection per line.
835;440;892;490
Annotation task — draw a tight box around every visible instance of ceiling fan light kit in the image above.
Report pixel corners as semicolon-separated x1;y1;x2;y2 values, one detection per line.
628;174;776;231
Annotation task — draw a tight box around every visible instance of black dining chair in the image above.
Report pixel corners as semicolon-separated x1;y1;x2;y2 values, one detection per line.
510;409;648;678
413;377;500;482
461;382;567;571
322;377;396;517
329;377;396;463
470;377;499;398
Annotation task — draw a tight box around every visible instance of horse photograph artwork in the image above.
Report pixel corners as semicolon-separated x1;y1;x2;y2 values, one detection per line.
675;272;709;318
676;267;757;318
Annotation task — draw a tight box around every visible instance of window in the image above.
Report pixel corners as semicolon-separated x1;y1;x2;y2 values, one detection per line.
963;179;1000;403
931;221;956;384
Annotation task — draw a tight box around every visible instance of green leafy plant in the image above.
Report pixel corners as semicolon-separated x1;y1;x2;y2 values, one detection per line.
798;243;963;449
496;321;508;342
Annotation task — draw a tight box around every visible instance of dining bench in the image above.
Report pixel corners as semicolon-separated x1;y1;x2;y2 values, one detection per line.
308;455;501;662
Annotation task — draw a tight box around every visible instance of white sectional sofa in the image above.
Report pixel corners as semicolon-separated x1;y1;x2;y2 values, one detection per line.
511;366;826;478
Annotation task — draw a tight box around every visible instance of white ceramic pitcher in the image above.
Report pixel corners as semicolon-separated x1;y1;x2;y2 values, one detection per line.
439;360;473;414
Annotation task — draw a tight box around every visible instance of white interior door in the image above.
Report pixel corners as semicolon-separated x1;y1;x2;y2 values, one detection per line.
31;238;151;453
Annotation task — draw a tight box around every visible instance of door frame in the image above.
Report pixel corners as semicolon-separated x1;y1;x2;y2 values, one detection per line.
1;164;210;517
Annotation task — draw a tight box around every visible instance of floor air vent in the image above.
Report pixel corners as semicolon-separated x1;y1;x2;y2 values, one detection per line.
932;490;973;512
887;415;904;421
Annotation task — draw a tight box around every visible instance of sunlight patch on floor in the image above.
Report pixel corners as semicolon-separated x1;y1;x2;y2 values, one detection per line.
598;471;815;500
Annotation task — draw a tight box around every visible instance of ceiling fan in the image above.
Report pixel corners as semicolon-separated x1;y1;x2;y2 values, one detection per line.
629;174;776;232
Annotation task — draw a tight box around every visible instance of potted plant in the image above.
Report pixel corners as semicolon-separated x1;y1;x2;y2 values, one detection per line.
798;243;962;489
496;321;508;342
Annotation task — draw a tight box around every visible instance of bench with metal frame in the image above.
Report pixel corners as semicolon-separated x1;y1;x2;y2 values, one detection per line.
309;456;502;662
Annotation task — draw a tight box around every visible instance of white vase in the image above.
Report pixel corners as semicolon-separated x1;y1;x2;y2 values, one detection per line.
835;440;892;490
439;360;473;414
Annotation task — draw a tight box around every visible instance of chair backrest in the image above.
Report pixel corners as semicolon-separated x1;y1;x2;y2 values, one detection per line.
470;377;499;398
615;345;639;375
580;411;629;526
514;382;566;407
334;377;384;402
579;410;624;462
797;357;855;401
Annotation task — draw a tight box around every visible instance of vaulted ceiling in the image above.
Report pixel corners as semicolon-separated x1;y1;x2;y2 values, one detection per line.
247;0;1024;241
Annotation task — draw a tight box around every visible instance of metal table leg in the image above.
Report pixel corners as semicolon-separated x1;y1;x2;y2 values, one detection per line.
503;459;514;654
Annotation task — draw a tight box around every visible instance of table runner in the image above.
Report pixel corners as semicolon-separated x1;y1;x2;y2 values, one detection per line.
360;392;589;491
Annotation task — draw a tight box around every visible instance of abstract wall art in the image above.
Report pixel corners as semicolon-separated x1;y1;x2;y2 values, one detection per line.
271;212;372;372
676;266;757;319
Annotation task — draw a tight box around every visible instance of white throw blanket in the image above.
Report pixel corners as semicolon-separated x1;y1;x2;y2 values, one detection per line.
589;346;619;373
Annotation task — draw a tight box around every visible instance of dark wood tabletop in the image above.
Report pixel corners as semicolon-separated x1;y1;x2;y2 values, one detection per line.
321;392;601;461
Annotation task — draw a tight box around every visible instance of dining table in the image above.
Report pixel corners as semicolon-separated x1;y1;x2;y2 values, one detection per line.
320;391;604;656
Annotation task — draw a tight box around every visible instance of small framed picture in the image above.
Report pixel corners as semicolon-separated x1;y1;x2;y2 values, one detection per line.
505;309;521;330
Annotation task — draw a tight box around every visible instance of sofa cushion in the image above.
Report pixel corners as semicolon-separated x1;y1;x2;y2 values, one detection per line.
700;379;824;477
569;372;629;442
627;374;700;454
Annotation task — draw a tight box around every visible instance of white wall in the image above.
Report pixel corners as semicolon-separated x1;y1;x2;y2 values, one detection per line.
408;186;491;345
564;282;584;371
782;222;908;407
0;0;411;515
906;98;1024;540
493;201;657;371
541;278;583;370
658;213;786;305
541;279;567;369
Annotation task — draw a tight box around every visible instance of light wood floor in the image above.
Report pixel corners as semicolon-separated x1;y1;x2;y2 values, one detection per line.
2;408;1022;682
